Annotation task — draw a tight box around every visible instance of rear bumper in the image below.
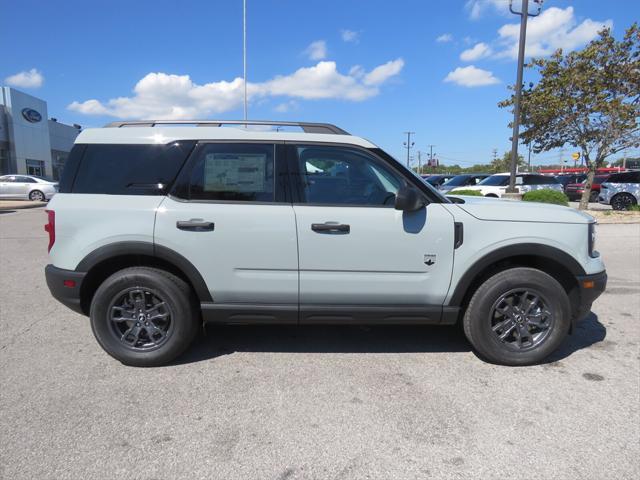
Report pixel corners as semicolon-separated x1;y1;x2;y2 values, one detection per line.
573;270;607;324
45;264;86;314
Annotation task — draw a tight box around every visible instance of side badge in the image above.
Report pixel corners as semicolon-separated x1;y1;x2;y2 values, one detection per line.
424;254;436;266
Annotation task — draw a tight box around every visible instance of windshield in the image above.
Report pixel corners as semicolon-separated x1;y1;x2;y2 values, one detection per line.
442;175;471;187
478;175;509;186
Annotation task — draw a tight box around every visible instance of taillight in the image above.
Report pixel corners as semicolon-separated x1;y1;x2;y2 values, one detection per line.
44;210;55;252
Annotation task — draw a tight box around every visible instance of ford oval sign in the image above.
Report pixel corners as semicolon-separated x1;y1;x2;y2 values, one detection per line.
21;108;42;123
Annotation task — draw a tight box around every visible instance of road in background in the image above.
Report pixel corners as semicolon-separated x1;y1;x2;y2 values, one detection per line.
1;208;638;480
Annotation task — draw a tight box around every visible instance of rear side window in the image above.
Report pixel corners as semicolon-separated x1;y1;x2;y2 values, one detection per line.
608;171;640;183
71;142;195;195
525;175;558;185
173;143;275;202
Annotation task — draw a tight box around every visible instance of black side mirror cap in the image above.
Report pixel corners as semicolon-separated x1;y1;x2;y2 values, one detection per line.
394;184;426;212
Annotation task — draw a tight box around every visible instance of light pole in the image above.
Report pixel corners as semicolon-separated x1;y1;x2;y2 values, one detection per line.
403;132;415;168
506;0;543;193
243;0;248;122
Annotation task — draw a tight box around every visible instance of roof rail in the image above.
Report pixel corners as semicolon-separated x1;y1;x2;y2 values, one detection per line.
103;120;349;135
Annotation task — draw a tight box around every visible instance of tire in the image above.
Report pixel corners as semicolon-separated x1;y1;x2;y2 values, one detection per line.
485;194;499;198
90;267;200;367
611;193;636;211
463;267;571;366
29;190;45;202
589;190;599;203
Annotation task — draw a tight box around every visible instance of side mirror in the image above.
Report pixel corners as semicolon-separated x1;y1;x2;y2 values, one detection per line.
395;184;425;212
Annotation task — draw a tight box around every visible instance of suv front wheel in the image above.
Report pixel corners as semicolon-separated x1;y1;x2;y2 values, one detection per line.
463;267;571;366
90;267;199;367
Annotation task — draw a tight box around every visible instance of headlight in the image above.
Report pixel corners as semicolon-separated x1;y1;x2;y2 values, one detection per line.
588;222;598;258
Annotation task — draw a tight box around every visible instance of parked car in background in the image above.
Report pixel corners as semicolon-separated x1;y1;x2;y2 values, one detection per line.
599;170;640;210
555;174;587;192
439;174;490;194
455;173;563;198
565;175;609;202
421;174;456;188
0;175;58;201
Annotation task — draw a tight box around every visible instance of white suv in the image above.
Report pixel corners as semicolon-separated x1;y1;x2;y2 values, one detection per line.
457;172;563;197
44;120;606;367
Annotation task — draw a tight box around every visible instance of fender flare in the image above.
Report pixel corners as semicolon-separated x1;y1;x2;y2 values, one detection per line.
448;243;585;306
76;241;212;302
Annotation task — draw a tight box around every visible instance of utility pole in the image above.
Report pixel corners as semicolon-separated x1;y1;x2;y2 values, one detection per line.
243;0;248;122
506;0;543;193
527;142;532;171
417;151;422;174
428;144;436;170
403;132;415;168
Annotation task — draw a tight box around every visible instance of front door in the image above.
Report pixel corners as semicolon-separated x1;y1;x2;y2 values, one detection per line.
154;142;298;321
289;144;455;321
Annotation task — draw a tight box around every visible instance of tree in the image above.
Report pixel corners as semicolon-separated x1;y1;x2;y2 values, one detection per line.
499;24;640;209
491;151;526;173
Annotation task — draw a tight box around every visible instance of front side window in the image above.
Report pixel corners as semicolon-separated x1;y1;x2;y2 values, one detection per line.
175;143;275;202
295;146;401;206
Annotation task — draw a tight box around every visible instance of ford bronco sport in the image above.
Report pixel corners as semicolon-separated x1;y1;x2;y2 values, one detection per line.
45;120;607;367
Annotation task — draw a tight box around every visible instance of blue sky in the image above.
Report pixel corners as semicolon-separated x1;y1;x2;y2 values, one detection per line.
2;0;638;167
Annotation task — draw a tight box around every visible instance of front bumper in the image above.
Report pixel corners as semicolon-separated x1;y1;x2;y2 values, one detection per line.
45;264;86;314
573;270;607;324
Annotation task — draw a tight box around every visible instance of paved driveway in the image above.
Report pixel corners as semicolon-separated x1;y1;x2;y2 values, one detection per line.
1;208;638;480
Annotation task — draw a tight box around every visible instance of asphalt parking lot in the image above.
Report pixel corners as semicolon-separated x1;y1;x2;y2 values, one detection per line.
1;207;638;480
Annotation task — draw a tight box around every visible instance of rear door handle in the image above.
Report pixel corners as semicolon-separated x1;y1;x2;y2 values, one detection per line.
176;220;215;232
311;222;350;234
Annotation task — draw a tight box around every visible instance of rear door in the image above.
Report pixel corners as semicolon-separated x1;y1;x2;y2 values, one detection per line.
154;142;298;320
288;143;455;321
0;176;14;197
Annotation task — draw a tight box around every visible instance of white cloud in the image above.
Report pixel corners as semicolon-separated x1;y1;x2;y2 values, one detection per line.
436;33;453;43
496;7;612;59
460;42;492;61
68;59;405;119
4;68;44;89
362;58;404;86
465;0;509;20
304;40;327;60
444;66;500;87
341;29;360;43
274;100;298;113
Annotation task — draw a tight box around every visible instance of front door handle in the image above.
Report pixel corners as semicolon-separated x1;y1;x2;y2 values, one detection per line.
176;220;215;232
311;222;350;234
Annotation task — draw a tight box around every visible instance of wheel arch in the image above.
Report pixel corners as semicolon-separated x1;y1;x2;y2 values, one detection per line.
77;241;212;314
448;243;585;324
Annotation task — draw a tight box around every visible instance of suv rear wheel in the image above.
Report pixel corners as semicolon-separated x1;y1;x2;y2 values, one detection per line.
90;267;199;367
463;267;570;366
611;192;636;211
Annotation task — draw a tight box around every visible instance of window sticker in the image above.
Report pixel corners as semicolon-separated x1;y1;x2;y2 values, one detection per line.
204;153;266;192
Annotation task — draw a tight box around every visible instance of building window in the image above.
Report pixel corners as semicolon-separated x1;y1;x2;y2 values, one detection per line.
26;159;45;177
0;148;8;175
51;151;68;181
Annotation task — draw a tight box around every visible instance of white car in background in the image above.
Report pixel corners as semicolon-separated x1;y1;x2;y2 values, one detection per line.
0;175;59;201
453;173;563;198
598;170;640;210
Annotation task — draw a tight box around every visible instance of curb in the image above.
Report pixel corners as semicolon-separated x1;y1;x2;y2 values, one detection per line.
0;202;47;211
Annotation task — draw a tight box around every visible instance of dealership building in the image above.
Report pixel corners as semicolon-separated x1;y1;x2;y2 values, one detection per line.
0;87;81;179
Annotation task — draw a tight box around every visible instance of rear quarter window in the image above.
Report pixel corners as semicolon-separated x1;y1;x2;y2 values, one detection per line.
70;142;195;195
608;171;640;183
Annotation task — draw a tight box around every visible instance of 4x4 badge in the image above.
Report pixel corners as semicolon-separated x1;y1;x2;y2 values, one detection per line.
424;254;436;266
